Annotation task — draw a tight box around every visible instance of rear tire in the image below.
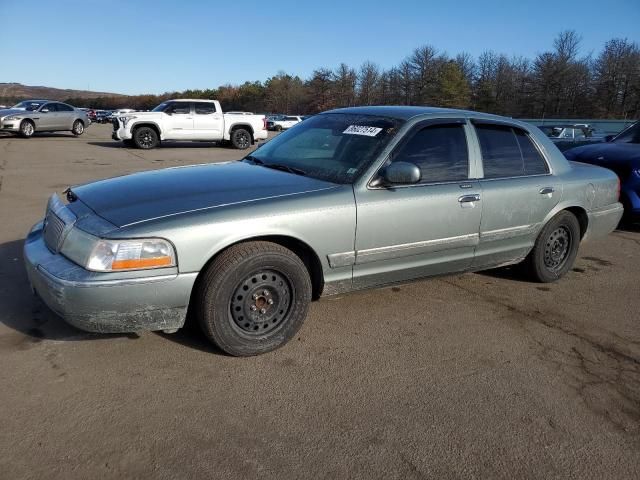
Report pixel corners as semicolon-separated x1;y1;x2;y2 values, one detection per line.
19;120;35;138
72;120;84;136
133;126;159;149
231;128;252;149
195;241;312;356
522;211;580;283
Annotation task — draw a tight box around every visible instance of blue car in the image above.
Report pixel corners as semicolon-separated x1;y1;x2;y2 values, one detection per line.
564;121;640;221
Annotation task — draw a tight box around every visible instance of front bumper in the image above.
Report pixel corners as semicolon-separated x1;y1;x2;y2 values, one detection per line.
111;120;133;141
584;202;624;240
0;118;20;132
24;222;197;333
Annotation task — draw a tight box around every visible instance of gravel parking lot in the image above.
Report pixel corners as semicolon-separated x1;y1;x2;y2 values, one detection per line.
1;124;639;479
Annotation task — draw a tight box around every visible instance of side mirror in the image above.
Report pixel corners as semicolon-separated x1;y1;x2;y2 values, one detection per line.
377;161;421;186
604;135;614;142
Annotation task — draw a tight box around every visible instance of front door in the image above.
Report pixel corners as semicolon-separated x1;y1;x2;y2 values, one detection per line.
164;102;194;139
37;103;59;130
353;120;482;289
471;121;560;268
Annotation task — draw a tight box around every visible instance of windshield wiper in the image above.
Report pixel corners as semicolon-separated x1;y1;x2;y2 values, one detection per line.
243;154;264;165
244;156;307;177
261;163;308;177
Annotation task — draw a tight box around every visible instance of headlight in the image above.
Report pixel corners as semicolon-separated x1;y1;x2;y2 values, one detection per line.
119;115;136;126
61;228;176;272
6;115;23;121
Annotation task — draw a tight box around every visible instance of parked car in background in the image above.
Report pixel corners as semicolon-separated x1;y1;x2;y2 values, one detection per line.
108;108;135;120
538;124;606;151
564;120;640;221
25;106;622;356
267;115;302;131
95;110;113;123
111;99;267;149
0;100;88;137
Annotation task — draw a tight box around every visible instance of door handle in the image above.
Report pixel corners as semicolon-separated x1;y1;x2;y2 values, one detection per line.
458;194;481;203
539;187;555;195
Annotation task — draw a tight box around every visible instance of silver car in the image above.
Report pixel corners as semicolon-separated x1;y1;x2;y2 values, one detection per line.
24;106;623;356
0;100;88;137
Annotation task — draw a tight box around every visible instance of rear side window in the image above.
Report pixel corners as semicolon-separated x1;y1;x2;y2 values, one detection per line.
476;124;549;178
195;102;216;114
57;103;74;112
392;124;469;183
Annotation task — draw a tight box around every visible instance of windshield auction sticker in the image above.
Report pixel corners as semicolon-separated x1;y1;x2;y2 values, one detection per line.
343;125;383;137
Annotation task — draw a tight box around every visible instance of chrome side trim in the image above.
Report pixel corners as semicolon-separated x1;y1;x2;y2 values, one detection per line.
480;223;540;242
327;251;356;268
355;233;479;264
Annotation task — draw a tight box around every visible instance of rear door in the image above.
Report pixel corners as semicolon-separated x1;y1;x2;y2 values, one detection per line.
470;120;560;268
55;103;76;130
353;119;482;289
164;102;194;138
192;102;223;139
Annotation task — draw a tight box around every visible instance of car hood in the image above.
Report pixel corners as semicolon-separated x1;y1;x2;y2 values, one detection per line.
564;142;640;167
70;161;339;228
0;108;27;119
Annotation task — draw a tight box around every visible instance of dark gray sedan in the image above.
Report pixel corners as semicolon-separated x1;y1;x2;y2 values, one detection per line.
24;106;623;356
0;99;88;137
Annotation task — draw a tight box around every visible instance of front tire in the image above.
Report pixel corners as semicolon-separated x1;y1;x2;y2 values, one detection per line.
523;211;580;283
231;128;252;149
72;120;84;136
19;120;35;138
195;241;312;356
133;126;159;149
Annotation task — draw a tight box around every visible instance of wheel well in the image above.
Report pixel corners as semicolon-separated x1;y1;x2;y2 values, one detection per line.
565;206;588;239
75;118;84;125
194;236;325;301
132;122;161;138
230;123;254;139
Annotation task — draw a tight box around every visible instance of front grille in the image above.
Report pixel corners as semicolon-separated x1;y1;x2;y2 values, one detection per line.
43;211;66;252
112;118;119;131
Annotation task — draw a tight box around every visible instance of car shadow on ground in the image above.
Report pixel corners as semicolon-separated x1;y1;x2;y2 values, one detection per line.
0;239;135;344
87;141;226;149
0;132;78;139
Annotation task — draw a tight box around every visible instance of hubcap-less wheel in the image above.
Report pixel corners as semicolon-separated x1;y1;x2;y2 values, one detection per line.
230;270;291;334
21;121;34;137
73;121;84;135
136;129;156;148
544;226;571;271
235;131;250;149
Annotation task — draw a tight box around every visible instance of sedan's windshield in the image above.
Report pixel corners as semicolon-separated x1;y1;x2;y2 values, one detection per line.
12;101;46;111
246;113;404;184
612;122;640;144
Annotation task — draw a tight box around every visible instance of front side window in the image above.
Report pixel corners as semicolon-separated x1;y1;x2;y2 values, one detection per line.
166;102;191;114
476;124;549;178
391;124;469;183
246;113;404;184
195;102;217;114
42;103;57;112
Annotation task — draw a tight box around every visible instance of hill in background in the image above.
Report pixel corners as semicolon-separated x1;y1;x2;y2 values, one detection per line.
0;83;127;101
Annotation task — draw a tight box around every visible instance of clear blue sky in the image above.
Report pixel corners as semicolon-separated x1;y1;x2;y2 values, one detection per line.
1;0;638;95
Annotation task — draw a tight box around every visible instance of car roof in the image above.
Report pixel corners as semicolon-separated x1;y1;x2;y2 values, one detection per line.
323;105;511;122
168;99;216;103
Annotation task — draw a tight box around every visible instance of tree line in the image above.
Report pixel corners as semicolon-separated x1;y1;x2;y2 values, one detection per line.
12;31;640;119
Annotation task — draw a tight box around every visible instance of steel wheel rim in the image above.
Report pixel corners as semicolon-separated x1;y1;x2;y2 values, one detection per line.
229;269;292;335
236;132;250;148
544;226;571;271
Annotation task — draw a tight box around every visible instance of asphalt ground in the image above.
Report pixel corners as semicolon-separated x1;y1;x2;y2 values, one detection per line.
0;124;639;479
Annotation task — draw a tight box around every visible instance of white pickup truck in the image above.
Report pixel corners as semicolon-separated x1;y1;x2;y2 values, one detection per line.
111;99;268;149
